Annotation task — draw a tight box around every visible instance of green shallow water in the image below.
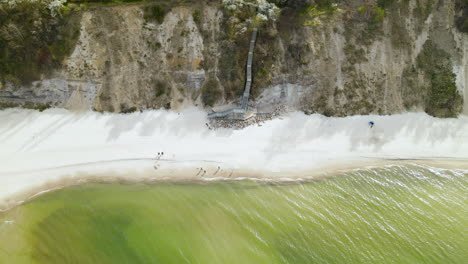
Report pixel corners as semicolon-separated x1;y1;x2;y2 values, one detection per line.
1;165;467;263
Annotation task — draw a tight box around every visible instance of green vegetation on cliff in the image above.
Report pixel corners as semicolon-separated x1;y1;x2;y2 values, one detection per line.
144;5;166;23
455;0;468;33
400;39;464;118
0;0;464;117
202;78;222;107
0;0;81;87
416;41;463;117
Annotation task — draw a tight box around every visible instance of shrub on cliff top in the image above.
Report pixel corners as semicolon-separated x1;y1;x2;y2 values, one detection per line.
3;0;66;17
222;0;280;25
144;5;166;24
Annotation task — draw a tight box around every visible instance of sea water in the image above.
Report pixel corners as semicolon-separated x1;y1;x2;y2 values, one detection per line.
1;164;466;263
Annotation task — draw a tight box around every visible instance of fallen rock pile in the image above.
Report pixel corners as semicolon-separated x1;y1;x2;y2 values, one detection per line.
208;105;287;130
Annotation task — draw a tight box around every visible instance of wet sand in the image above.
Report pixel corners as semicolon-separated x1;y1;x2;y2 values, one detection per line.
2;158;467;212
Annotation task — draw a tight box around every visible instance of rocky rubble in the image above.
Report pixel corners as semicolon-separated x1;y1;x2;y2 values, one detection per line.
208;105;286;129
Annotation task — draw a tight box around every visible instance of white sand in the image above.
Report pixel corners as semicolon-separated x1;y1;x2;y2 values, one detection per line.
1;107;468;209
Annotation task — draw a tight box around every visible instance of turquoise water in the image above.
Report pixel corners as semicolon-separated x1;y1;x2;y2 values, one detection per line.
0;165;467;263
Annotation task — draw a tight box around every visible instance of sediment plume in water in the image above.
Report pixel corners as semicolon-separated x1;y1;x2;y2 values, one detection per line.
0;165;466;263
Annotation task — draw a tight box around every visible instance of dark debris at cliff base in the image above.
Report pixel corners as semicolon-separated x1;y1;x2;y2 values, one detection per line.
208;105;287;130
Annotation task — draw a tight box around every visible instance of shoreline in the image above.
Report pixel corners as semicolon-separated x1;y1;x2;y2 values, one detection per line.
1;158;467;212
1;108;468;212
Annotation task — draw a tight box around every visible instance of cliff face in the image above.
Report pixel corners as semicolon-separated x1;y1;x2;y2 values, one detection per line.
0;0;466;116
262;0;468;117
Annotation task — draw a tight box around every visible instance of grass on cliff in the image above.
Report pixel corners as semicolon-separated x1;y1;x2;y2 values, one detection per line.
342;2;386;47
0;101;51;111
296;0;344;27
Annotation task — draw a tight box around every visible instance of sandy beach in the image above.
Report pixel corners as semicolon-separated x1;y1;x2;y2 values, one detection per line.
1;107;468;210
